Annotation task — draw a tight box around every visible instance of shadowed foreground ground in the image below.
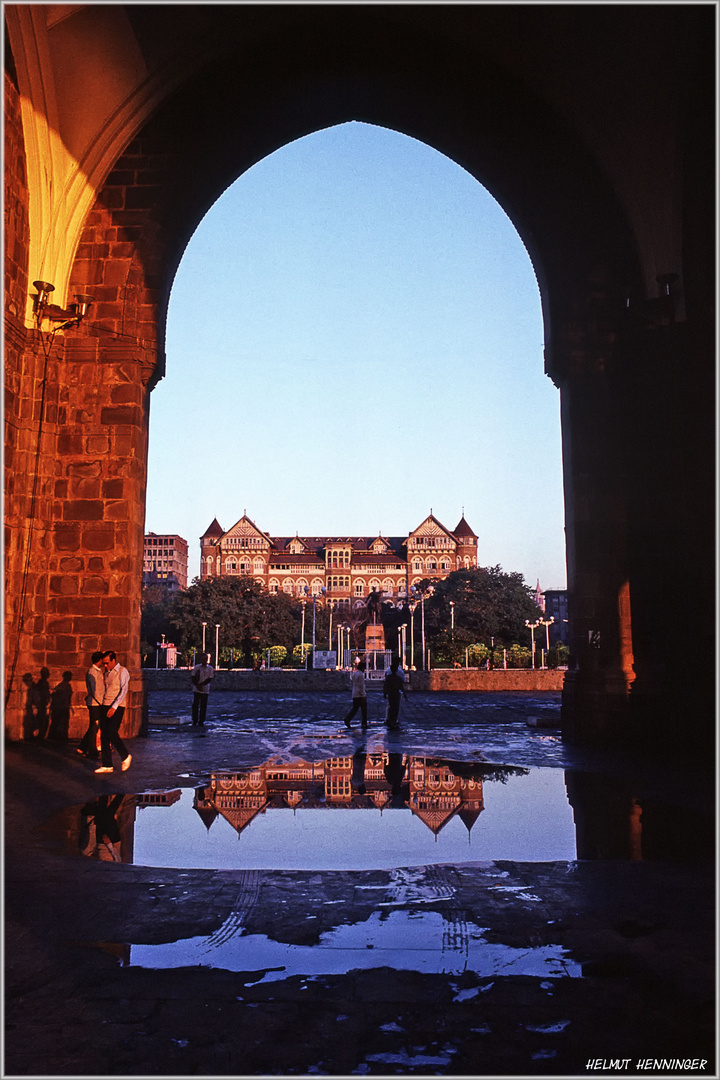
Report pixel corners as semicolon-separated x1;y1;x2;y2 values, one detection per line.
4;690;715;1076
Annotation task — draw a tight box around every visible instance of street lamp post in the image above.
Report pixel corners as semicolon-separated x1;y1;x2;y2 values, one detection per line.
408;598;418;669
525;618;541;669
450;600;455;641
201;622;207;653
300;600;306;664
540;616;555;651
411;584;434;671
214;624;220;669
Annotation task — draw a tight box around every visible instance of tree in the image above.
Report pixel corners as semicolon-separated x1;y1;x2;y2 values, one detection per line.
169;577;302;666
140;584;176;665
419;567;543;658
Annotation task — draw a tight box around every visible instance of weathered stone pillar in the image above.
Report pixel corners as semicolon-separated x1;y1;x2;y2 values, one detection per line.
548;306;637;745
4;332;156;741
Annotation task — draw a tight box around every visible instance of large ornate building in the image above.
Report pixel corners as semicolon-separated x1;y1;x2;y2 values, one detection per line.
200;512;478;606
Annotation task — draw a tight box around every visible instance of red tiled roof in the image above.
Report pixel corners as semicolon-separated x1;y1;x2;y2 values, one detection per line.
200;518;224;539
453;515;477;539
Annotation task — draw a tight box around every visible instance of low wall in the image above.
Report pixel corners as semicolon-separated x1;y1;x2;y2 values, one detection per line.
410;669;565;692
143;668;566;693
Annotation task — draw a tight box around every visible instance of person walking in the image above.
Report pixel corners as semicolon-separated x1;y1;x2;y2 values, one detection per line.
190;652;214;726
78;652;104;759
344;660;368;729
383;657;407;730
95;651;132;773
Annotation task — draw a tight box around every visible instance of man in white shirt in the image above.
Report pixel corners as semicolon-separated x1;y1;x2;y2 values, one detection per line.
343;660;368;729
190;653;214;726
78;651;103;759
95;650;132;773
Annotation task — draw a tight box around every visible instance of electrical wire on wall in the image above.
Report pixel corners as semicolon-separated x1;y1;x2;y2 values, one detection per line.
5;325;60;709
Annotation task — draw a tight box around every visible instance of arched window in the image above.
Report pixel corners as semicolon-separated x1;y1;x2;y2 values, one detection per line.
440;558;451;572
296;578;308;596
311;578;323;595
354;578;365;595
426;557;437;572
412;558;423;573
239;559;251;575
369;578;381;592
283;578;294;595
253;557;264;575
382;578;394;594
225;557;237;574
269;579;279;595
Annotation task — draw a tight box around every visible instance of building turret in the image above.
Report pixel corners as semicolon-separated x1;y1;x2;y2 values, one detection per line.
453;514;478;570
200;518;223;578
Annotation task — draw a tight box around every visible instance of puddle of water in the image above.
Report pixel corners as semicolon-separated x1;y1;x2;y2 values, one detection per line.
61;758;578;868
125;908;582;981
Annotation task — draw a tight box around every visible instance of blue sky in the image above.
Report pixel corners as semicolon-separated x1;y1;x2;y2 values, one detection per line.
145;121;566;589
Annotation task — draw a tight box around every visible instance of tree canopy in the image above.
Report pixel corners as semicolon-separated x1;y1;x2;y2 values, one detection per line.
142;576;303;664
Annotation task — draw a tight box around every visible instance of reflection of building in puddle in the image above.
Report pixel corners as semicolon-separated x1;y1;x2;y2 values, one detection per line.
195;756;518;840
137;790;182;809
125;909;582;982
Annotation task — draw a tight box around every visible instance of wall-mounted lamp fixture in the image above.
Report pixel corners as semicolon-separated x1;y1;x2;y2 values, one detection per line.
32;280;94;330
32;280;55;316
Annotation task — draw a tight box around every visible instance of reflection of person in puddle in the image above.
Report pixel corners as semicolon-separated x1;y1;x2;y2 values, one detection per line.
79;794;124;861
384;753;408;807
351;745;367;795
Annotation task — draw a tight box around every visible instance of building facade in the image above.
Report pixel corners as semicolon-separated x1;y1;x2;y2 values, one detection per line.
542;589;570;647
143;533;188;591
200;513;478;607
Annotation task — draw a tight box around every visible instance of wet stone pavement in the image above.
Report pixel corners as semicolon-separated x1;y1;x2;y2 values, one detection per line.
4;689;715;1077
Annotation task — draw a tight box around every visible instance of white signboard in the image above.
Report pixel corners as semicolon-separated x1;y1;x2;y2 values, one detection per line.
313;650;337;670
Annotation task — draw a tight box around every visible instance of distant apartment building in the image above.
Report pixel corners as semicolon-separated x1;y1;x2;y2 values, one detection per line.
143;533;188;591
199;512;478;607
542;589;569;645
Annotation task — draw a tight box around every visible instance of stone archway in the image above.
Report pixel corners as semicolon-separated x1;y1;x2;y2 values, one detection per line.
5;6;714;753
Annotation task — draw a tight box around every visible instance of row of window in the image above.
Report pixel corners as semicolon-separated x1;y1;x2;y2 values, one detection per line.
407;537;454;549
224;537;267;548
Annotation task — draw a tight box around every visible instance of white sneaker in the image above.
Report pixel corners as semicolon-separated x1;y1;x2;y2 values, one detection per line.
94;766;113;773
121;754;132;772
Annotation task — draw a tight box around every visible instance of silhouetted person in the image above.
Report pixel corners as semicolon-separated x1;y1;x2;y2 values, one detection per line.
78;651;103;759
48;671;73;741
344;660;368;729
21;673;39;741
383;658;407;729
35;667;51;740
190;652;214;726
95;651;131;774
